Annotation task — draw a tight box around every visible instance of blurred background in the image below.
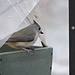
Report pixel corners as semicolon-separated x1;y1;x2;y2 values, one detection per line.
0;0;69;75
35;0;69;75
44;0;69;75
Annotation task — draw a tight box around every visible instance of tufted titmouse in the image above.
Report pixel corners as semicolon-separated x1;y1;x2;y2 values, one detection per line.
5;20;46;52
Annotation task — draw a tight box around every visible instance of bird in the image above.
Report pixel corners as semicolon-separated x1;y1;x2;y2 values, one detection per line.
5;20;44;52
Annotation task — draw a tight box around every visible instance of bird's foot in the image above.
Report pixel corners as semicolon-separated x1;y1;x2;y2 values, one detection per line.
17;46;35;53
22;48;30;53
22;47;35;53
41;41;47;47
26;47;35;51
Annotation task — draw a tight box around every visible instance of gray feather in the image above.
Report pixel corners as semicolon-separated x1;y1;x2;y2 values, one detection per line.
7;20;40;42
7;26;36;42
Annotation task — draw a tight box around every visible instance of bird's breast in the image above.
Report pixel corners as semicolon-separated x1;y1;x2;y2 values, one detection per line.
15;32;39;47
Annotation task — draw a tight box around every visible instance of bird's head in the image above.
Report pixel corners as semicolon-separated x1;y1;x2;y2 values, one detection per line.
33;20;44;34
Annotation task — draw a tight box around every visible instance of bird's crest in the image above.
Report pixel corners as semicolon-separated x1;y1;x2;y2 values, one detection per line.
33;20;39;25
33;20;40;28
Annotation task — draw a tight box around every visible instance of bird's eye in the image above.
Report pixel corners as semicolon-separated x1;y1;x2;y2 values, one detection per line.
40;31;44;34
38;27;41;30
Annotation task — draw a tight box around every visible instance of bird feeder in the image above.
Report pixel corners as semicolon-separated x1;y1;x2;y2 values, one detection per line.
0;45;53;75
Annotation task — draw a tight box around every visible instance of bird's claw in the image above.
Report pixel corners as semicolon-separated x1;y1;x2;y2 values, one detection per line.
22;47;35;53
22;48;30;53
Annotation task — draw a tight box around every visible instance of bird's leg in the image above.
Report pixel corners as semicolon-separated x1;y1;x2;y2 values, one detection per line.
17;46;35;53
22;47;35;53
25;47;35;51
16;46;30;53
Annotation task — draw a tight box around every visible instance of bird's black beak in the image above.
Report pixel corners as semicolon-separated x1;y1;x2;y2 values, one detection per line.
40;31;44;34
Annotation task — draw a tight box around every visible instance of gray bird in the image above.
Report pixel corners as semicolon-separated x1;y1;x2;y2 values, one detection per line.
5;20;44;52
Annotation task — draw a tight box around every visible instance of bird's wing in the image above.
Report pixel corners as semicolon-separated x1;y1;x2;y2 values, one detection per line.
7;27;36;42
